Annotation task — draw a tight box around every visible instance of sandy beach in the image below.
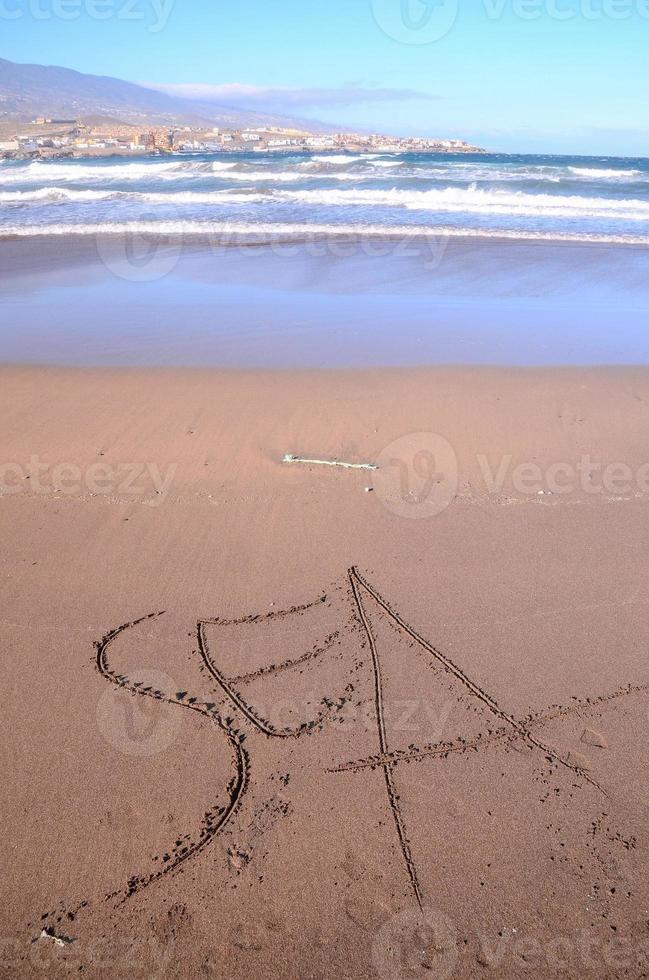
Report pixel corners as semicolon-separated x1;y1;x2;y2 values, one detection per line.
4;7;649;975
2;363;649;978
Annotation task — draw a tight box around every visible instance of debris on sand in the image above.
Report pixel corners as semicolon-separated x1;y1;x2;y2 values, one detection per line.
581;728;608;749
36;928;74;948
282;454;378;471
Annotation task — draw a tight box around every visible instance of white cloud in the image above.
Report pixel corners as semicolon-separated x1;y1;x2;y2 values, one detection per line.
142;82;434;111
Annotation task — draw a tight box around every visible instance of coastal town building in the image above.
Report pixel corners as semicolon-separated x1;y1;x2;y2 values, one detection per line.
0;117;484;160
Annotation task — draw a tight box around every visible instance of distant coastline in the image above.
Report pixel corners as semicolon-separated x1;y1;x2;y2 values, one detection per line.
0;118;486;162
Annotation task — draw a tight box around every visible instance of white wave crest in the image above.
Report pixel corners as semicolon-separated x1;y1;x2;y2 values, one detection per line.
1;218;648;246
308;154;372;165
276;185;649;220
0;187;115;202
0;158;213;184
5;183;649;225
569;167;643;179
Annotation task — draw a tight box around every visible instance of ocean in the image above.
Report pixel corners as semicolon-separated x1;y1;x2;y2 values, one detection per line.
2;151;649;245
3;150;649;368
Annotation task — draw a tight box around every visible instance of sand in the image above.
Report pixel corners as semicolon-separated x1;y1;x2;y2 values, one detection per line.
3;236;649;369
2;363;649;979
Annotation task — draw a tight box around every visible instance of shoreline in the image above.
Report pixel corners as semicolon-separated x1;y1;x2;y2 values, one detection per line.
3;234;649;370
4;360;649;375
2;226;649;248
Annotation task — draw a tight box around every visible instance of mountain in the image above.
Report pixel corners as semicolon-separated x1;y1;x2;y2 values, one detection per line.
0;58;331;131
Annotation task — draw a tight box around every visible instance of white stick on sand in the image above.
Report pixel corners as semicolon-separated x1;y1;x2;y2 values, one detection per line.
282;454;378;471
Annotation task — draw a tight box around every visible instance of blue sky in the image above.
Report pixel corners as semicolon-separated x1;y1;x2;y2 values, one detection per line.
5;0;649;154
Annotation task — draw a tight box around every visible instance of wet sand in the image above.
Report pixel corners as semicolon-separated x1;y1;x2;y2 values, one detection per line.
3;236;649;368
2;364;649;978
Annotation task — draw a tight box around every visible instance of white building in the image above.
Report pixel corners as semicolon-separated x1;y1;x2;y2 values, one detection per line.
305;137;335;148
